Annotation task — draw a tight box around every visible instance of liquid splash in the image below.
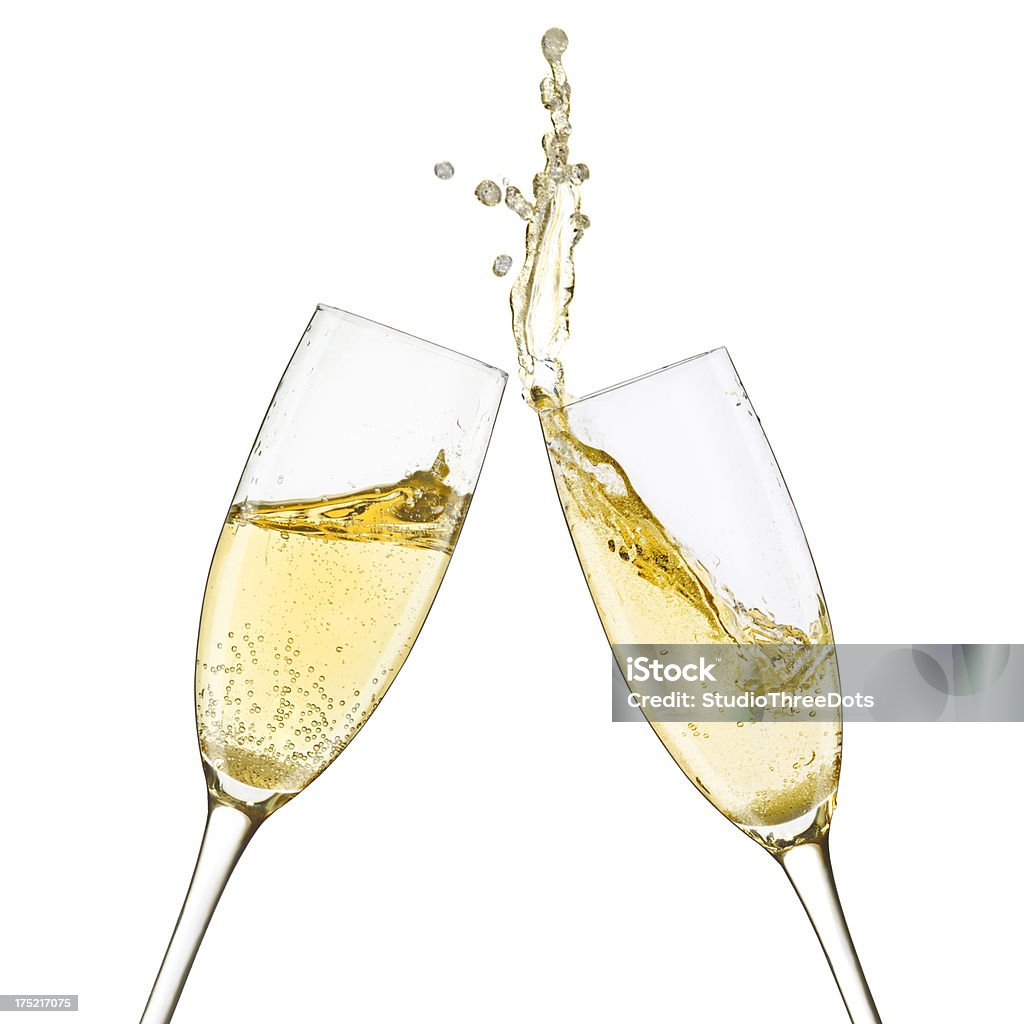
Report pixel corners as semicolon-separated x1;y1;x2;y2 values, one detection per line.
487;29;842;849
503;27;591;406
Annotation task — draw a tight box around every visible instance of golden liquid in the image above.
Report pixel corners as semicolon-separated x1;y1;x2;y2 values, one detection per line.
196;454;467;802
499;30;841;851
508;27;588;407
543;410;841;848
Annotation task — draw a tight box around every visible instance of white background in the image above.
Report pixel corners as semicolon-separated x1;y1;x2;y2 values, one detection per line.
2;2;1022;1021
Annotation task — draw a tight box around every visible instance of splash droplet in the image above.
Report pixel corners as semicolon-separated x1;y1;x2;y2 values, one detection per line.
541;27;569;62
433;161;454;180
504;185;534;221
474;179;502;206
492;254;513;277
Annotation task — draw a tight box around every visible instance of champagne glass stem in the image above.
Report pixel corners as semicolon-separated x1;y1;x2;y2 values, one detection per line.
776;838;882;1024
139;797;261;1024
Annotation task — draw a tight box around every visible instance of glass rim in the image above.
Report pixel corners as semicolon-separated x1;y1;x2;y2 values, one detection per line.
314;304;508;382
537;346;733;415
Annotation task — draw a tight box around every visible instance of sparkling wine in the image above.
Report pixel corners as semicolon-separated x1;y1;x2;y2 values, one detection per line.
196;453;467;801
500;29;841;850
507;27;590;407
544;415;841;846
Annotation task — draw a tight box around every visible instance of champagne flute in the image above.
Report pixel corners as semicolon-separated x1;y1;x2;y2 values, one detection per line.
140;305;506;1023
538;348;881;1023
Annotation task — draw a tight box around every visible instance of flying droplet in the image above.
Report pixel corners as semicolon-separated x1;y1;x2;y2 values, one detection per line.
504;185;534;221
492;254;513;277
542;27;569;62
433;161;454;180
474;180;502;206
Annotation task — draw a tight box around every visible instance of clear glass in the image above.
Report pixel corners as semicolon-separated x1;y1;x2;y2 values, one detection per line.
139;305;507;1023
538;347;881;1023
